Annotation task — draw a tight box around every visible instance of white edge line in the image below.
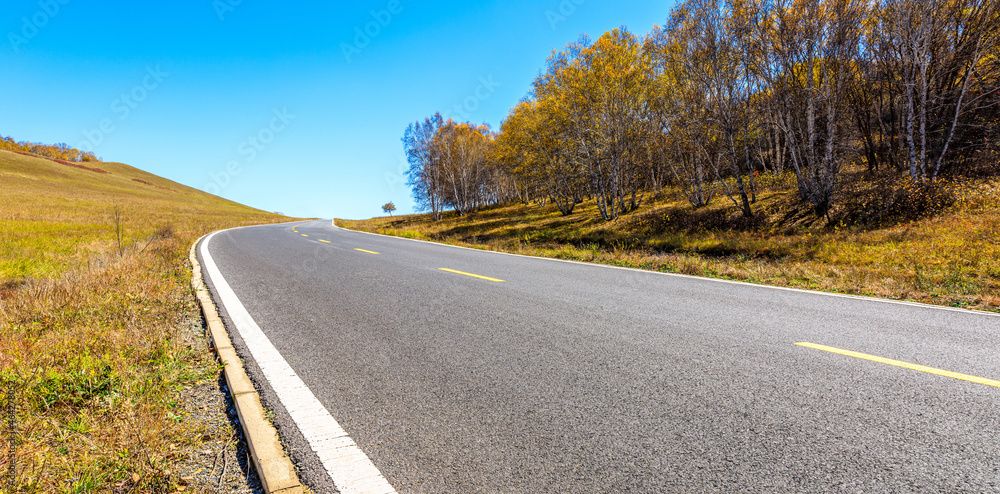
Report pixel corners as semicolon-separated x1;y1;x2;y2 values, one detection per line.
200;230;397;494
327;220;999;319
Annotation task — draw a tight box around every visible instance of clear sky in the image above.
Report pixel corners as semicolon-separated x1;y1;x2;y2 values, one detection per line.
1;1;673;219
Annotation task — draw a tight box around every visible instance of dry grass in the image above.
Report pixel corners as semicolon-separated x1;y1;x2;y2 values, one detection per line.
0;149;299;492
340;172;1000;313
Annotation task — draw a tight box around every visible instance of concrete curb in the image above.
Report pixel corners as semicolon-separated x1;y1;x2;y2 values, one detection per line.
190;236;305;494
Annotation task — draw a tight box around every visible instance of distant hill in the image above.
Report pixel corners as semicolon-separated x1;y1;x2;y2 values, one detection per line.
0;148;289;280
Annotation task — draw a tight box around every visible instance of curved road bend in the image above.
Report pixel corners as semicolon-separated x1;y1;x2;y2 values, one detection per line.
198;219;999;493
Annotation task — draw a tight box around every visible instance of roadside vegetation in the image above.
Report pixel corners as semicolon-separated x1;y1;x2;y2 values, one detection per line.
0;147;294;492
341;173;1000;312
362;0;1000;313
401;0;998;223
0;135;100;164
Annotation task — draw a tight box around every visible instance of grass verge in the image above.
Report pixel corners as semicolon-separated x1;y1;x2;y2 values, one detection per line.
0;149;300;492
339;173;1000;313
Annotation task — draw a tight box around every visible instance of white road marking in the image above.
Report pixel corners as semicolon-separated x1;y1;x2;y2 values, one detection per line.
200;232;397;494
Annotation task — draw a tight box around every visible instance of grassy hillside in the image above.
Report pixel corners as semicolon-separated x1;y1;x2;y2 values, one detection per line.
0;149;280;281
0;149;299;491
340;173;1000;313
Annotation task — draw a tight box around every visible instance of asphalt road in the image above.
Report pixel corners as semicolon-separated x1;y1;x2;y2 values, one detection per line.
199;220;1000;493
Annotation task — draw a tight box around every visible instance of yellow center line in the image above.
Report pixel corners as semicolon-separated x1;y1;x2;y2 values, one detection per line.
354;248;380;255
439;268;505;283
318;239;331;244
796;342;1000;389
300;234;309;237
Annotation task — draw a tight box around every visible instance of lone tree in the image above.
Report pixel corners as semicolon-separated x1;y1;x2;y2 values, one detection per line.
381;201;396;216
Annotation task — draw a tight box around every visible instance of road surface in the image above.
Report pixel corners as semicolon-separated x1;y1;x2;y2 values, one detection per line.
198;220;999;493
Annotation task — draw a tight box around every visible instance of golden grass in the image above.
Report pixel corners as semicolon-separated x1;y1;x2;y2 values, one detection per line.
340;173;1000;313
0;149;300;492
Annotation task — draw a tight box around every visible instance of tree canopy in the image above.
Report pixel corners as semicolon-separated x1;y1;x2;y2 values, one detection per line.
404;0;1000;221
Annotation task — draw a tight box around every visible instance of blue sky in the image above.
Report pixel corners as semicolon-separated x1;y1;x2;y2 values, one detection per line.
1;1;673;219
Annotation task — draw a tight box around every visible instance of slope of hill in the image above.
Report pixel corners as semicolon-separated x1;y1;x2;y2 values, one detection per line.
0;149;282;280
0;149;297;491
